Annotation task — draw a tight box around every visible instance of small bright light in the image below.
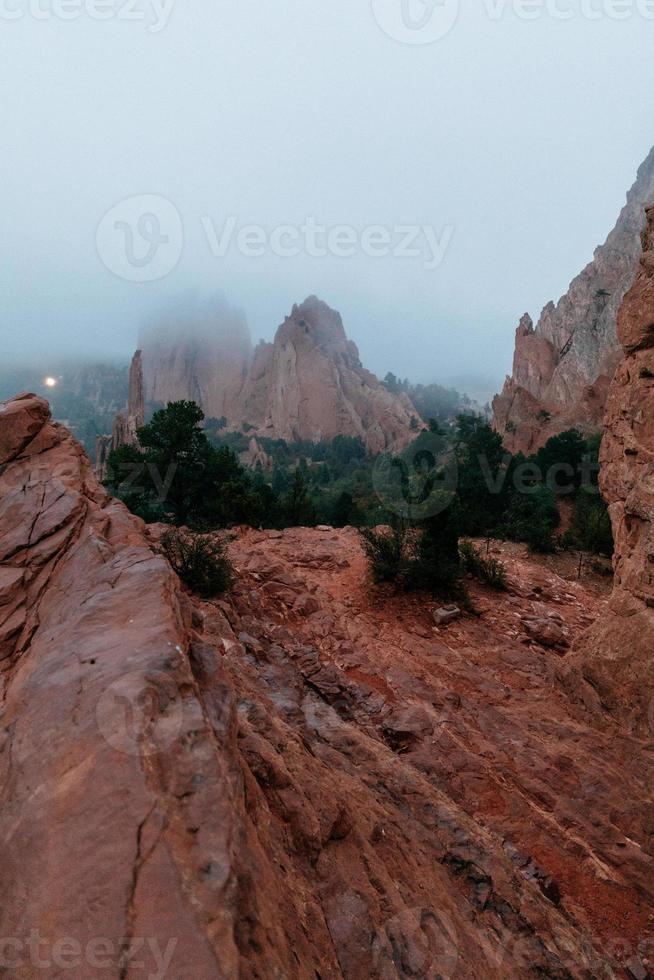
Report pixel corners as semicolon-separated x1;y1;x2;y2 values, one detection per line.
44;377;57;388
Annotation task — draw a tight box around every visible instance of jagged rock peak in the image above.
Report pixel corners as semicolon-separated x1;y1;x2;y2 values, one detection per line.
277;295;363;367
493;145;654;454
136;294;418;454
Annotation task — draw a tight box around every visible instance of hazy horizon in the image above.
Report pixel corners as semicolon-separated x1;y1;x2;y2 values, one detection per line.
2;1;652;398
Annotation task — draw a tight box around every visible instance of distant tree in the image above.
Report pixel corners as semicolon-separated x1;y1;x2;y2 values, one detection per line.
332;490;357;527
205;416;228;432
534;429;587;494
567;488;613;557
328;435;367;470
135;400;215;524
455;415;510;535
405;502;466;602
383;372;400;394
106;400;283;530
104;443;157;521
499;484;560;553
283;469;315;526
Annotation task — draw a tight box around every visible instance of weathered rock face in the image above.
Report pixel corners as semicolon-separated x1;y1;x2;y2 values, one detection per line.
567;204;654;732
493;146;654;454
127;348;145;436
140;295;419;454
239;435;273;472
241;296;418;453
94;350;145;480
141;294;253;422
2;392;653;976
66;362;128;415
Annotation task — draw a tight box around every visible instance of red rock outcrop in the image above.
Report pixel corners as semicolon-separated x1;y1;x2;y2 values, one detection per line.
240;297;418;453
2;392;654;976
493;146;654;454
566;204;654;733
141;294;253;422
94;350;145;480
140;295;419;455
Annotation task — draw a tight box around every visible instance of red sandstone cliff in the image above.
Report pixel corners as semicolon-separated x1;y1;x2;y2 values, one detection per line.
139;295;419;454
566;204;654;733
2;392;654;976
493;147;654;454
141;295;253;422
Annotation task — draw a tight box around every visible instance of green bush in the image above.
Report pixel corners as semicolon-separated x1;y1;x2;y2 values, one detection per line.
161;528;234;598
359;519;409;584
459;539;508;590
499;484;559;553
566;488;614;557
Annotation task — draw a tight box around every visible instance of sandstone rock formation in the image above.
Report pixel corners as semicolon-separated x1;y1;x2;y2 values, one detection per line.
2;391;653;976
141;294;253;422
493;146;654;454
94;349;145;480
567;204;654;733
239;436;273;472
139;295;419;455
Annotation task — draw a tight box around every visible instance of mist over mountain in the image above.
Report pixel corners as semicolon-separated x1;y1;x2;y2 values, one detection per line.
2;3;652;388
3;4;654;976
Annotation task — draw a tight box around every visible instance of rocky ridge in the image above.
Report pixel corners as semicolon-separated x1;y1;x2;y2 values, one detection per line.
139;295;419;455
493;146;654;454
1;392;653;976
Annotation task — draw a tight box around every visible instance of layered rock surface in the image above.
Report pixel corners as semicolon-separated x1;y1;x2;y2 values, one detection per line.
1;392;653;976
140;295;418;454
567;205;654;732
493;146;654;454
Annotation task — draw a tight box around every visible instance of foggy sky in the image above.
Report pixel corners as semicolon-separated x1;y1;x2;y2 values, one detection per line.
1;0;652;399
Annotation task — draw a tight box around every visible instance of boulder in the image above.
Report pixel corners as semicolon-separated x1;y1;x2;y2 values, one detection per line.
433;605;461;626
520;615;570;650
